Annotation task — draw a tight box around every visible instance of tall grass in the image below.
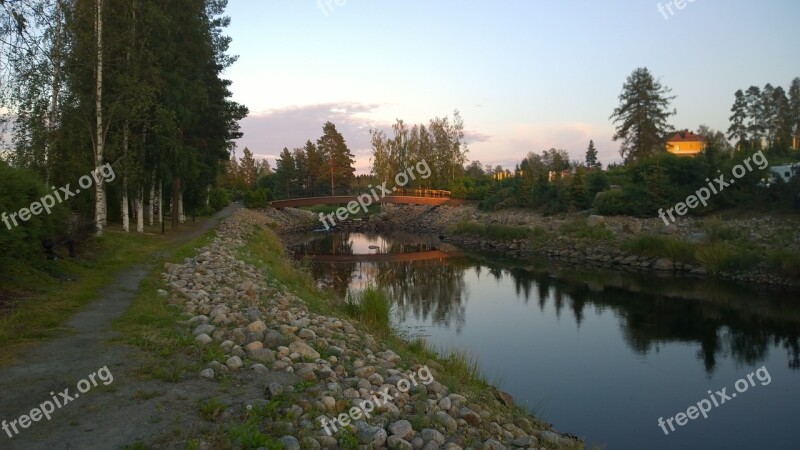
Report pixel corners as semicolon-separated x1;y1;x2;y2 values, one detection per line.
700;216;742;242
344;287;391;332
560;219;615;240
696;243;760;275
449;220;532;241
622;234;697;263
766;249;800;278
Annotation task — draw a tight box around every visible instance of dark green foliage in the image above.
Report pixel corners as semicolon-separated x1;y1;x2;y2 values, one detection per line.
610;67;676;162
208;187;231;212
243;188;273;208
0;162;67;264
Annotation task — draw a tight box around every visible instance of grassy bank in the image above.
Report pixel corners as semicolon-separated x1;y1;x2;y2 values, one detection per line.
0;225;207;366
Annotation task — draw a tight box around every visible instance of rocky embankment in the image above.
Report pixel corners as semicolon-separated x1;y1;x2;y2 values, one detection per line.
160;208;582;449
336;204;799;290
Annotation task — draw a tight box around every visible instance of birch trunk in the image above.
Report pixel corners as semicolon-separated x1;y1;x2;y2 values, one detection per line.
136;188;144;232
93;0;105;235
157;179;163;224
149;172;155;226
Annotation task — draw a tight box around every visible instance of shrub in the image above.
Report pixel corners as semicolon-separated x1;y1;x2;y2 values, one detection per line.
0;162;67;263
208;187;231;212
243;188;273;208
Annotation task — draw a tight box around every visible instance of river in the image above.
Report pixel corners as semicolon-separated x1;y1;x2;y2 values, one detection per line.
291;230;800;450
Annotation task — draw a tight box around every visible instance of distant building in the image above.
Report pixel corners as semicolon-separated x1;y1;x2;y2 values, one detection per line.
666;130;706;157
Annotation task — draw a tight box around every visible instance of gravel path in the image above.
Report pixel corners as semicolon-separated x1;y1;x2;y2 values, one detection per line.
0;203;241;450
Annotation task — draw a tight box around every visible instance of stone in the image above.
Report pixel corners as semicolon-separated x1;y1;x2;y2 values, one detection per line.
195;333;212;345
199;368;214;379
288;340;320;360
389;419;414;439
226;356;243;370
278;436;301;450
247;320;267;333
244;341;264;353
386;436;413;450
652;258;674;271
587;215;605;227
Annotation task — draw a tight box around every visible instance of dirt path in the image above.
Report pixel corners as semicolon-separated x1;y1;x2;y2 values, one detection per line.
0;204;241;450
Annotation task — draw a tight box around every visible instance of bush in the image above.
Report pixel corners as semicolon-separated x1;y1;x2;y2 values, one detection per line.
243;188;273;208
208;187;231;212
0;162;67;263
592;191;627;216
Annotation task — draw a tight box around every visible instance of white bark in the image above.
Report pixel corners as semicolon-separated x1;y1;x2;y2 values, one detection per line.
157;179;163;223
178;192;185;223
136;188;144;232
93;0;105;236
148;172;155;226
121;176;129;232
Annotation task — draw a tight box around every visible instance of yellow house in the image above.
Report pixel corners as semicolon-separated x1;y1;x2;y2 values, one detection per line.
666;130;706;157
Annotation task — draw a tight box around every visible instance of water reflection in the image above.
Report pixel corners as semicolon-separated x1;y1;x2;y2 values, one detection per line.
294;232;800;374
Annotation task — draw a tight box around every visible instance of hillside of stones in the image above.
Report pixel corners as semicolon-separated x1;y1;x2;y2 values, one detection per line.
162;208;582;449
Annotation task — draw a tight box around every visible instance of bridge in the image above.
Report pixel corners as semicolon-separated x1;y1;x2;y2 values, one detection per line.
293;249;460;263
270;189;458;209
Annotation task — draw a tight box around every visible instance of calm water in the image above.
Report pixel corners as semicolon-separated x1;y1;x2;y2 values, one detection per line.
293;231;800;450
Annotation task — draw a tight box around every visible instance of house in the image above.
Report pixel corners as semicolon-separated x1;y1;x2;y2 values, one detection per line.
666;130;706;157
768;164;800;185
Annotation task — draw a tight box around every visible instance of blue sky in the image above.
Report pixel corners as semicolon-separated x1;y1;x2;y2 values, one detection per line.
225;0;800;172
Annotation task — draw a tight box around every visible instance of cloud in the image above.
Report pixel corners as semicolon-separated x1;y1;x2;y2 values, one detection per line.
474;121;621;168
235;102;385;172
235;103;495;173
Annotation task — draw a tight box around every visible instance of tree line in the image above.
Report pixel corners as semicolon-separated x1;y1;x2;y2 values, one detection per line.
1;0;246;239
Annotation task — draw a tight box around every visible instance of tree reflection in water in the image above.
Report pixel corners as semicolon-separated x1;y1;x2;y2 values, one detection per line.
296;232;800;374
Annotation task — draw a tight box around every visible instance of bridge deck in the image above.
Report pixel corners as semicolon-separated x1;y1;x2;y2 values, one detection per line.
271;195;457;209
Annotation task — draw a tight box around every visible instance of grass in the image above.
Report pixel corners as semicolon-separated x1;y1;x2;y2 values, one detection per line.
0;226;203;367
622;235;697;263
700;216;743;243
766;249;800;278
343;286;391;333
696;243;760;275
450;220;532;241
622;234;761;276
560;219;615;241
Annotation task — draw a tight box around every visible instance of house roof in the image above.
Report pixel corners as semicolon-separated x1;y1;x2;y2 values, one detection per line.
667;130;706;143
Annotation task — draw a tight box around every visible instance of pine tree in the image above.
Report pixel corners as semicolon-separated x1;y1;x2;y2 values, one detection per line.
728;89;748;150
585;140;600;169
610;67;675;163
789;78;800;150
240;147;258;188
274;147;295;199
317;121;354;196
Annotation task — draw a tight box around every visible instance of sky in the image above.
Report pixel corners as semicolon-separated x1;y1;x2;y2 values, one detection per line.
224;0;800;173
